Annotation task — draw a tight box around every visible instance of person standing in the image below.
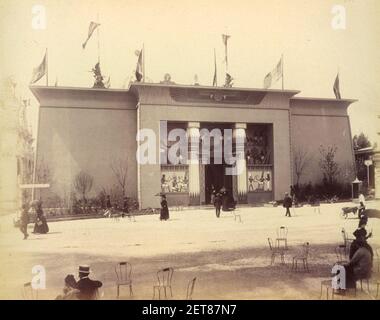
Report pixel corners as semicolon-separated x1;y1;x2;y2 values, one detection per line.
160;194;169;221
358;193;366;216
214;192;222;218
122;196;129;219
19;203;29;240
283;192;292;217
32;200;49;234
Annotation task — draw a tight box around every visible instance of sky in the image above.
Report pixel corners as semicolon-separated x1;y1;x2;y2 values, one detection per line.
1;0;379;143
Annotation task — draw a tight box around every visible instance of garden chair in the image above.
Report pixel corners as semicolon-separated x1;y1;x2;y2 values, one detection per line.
153;267;174;299
292;242;310;272
335;245;348;265
233;210;242;223
276;226;288;250
115;262;133;298
22;282;38;300
341;228;354;255
376;280;379;298
268;238;285;265
186;277;197;300
320;279;332;300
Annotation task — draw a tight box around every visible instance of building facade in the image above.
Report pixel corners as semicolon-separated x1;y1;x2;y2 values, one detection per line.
30;83;356;209
0;78;34;213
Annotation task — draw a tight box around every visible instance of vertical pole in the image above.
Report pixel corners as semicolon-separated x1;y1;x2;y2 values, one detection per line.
142;43;145;82
97;13;100;64
46;48;48;86
281;53;284;90
367;165;370;189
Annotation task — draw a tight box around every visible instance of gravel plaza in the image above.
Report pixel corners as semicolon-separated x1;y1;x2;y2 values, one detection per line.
0;201;379;300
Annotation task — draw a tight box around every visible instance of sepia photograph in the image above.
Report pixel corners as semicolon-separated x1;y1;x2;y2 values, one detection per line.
0;0;380;308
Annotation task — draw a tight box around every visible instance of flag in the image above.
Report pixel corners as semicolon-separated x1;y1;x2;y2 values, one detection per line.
263;72;272;89
222;34;230;65
82;22;100;49
263;56;283;89
224;73;233;88
104;76;111;88
30;51;47;84
222;34;230;46
213;49;217;86
135;49;143;82
333;73;341;99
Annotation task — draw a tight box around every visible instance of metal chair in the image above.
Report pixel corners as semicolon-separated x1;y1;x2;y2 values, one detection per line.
233;210;242;223
186;277;197;300
115;262;133;298
22;282;38;300
341;228;354;254
335;245;348;265
292;242;310;272
268;238;285;265
153;267;174;299
320;279;332;300
276;226;288;250
376;280;379;298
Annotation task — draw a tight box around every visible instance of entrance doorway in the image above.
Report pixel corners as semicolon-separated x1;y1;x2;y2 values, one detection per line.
205;164;233;204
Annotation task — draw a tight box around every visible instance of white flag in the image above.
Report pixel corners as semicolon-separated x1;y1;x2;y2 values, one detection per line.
30;52;47;84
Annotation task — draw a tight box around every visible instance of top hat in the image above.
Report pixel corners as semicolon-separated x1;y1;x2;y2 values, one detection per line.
78;265;91;274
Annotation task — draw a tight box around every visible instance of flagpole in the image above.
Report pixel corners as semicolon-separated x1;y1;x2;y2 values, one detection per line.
281;53;284;90
142;43;145;83
97;13;100;64
214;48;217;86
46;48;48;86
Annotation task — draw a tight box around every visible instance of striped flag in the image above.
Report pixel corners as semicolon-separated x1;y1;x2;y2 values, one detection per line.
263;56;283;89
333;73;341;99
82;22;100;49
30;51;47;84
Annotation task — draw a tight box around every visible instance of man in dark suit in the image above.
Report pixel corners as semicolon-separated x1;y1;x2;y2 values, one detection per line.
283;192;292;217
65;265;102;300
214;193;222;218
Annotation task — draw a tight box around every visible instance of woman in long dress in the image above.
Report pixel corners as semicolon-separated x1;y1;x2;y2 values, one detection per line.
160;195;169;221
33;200;49;234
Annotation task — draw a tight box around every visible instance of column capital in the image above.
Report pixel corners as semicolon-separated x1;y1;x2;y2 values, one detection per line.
234;123;247;130
188;122;200;129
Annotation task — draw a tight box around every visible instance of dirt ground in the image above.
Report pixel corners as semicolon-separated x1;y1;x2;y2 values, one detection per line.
0;201;379;300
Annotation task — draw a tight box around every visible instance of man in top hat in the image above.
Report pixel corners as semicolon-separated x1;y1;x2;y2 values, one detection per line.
64;265;102;300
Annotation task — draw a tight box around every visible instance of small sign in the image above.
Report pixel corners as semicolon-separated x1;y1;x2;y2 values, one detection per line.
364;160;373;166
19;183;50;189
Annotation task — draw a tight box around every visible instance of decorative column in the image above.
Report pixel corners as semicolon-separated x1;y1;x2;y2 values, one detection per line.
187;122;201;205
234;123;247;203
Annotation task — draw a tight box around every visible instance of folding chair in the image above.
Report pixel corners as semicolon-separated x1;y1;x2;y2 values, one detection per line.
22;282;38;300
276;226;288;250
292;242;310;272
186;277;197;300
115;262;133;298
153;267;174;299
268;238;285;265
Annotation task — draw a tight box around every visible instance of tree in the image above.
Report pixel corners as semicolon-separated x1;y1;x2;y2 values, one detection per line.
110;156;128;197
73;171;93;203
293;147;312;186
318;145;340;185
353;132;371;150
